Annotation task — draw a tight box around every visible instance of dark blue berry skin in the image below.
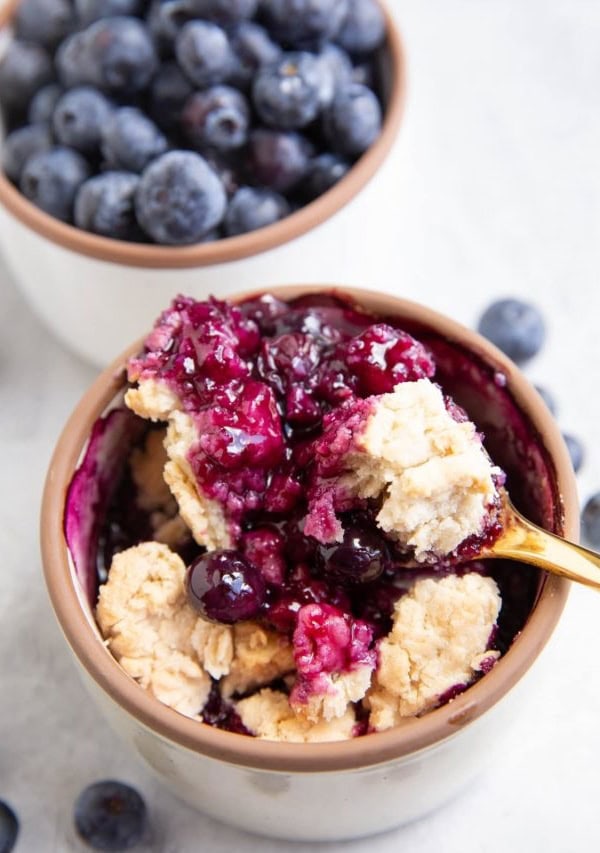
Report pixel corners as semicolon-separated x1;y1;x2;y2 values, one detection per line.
74;781;147;852
135;150;227;244
534;385;557;417
86;17;159;94
146;0;192;56
0;801;19;853
28;83;64;124
56;32;95;88
175;20;234;87
148;61;193;131
2;124;53;184
75;172;141;240
187;550;266;623
228;22;281;89
224;186;290;236
53;87;114;154
477;299;546;365
101;108;167;172
301;152;349;201
261;0;349;49
20;147;90;222
335;0;386;55
253;51;326;129
315;43;352;106
324;82;382;157
323;523;389;583
0;40;53;111
183;86;250;152
247;128;313;192
204;152;243;197
582;493;600;549
186;0;258;25
563;433;584;473
14;0;73;49
76;0;144;25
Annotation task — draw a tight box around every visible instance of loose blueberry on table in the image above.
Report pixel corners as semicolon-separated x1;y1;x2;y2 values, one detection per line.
74;781;147;852
0;0;389;244
66;293;543;743
0;800;19;853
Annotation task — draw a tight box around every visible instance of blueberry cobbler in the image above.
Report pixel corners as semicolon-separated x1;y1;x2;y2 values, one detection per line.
66;292;544;743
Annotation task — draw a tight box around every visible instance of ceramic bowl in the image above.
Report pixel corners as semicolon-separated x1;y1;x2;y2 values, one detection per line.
40;284;577;841
0;2;405;367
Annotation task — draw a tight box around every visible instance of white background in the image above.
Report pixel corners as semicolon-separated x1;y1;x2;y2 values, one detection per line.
2;0;600;850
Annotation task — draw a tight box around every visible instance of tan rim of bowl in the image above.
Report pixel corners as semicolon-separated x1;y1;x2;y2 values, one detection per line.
0;2;406;269
41;285;577;773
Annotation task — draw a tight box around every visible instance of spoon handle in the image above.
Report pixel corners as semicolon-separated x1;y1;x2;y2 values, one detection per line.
491;508;600;590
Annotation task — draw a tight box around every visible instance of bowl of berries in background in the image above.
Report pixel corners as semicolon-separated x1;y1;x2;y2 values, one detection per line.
40;283;577;842
0;0;405;367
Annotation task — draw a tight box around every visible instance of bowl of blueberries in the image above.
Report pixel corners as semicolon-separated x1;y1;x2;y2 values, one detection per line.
0;0;405;366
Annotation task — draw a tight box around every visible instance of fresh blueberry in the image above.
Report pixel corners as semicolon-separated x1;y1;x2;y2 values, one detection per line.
148;61;193;131
183;86;250;152
582;493;600;549
534;385;557;416
324;82;382;156
86;16;159;93
20;146;90;221
185;0;258;24
563;433;584;473
247;128;313;192
477;298;546;364
204;152;243;197
135;150;227;244
187;550;266;622
28;83;63;124
2;124;53;184
75;172;141;240
335;0;386;55
228;22;281;89
53;87;114;154
261;0;349;48
74;780;147;852
14;0;73;49
323;522;389;583
0;801;19;853
253;51;327;129
301;152;349;201
101;108;167;172
175;20;234;87
76;0;144;25
146;0;192;56
0;40;53;111
315;43;353;105
224;186;290;236
56;31;95;88
352;59;376;87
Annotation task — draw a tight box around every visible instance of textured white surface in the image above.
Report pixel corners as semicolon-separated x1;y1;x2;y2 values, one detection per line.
2;0;600;849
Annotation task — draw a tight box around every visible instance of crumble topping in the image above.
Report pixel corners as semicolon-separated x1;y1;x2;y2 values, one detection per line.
124;378;181;422
220;622;295;699
291;665;374;723
236;689;356;743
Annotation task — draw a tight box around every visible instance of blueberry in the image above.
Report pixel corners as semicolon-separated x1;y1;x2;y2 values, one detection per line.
135;150;227;244
315;43;353;106
148;61;193;131
563;433;584;473
2;124;53;184
146;0;192;55
101;108;167;172
74;780;147;852
0;40;53;111
261;0;349;49
204;152;242;197
477;298;546;364
14;0;73;49
183;86;250;152
75;172;141;240
86;16;159;93
0;801;19;853
247;128;313;192
56;31;95;88
324;82;382;157
76;0;144;25
224;186;290;236
28;83;63;124
534;385;557;416
335;0;386;55
20;147;90;222
186;549;266;623
176;20;234;87
352;59;376;87
302;152;349;201
185;0;258;24
53;87;114;154
253;51;326;129
228;22;281;89
323;523;389;583
582;493;600;549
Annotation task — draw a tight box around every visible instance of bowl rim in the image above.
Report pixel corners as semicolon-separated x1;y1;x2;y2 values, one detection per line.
0;2;406;270
40;284;577;773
